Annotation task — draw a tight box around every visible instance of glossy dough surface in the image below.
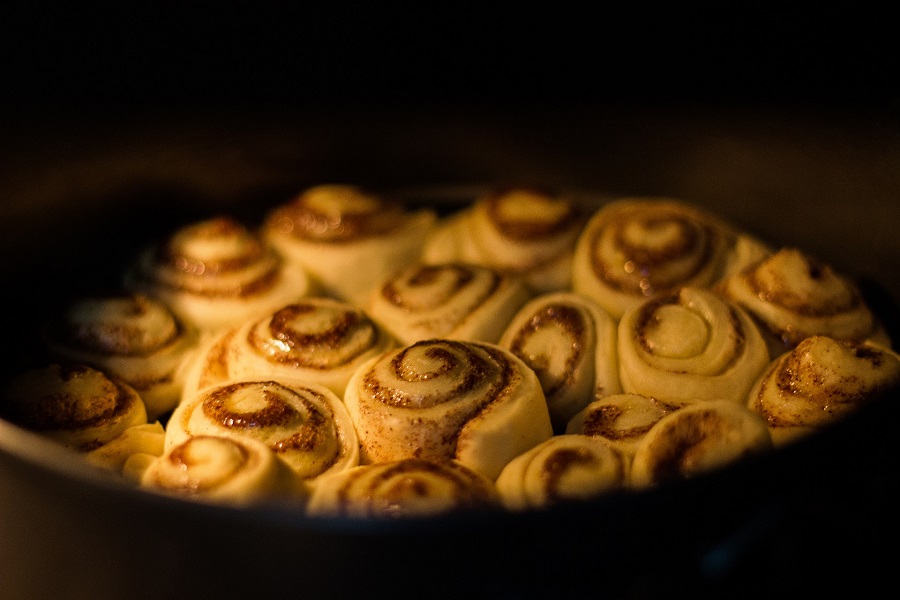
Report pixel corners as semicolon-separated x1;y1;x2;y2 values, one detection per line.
495;434;628;510
264;184;437;305
617;287;771;405
565;393;677;458
630;400;772;488
167;378;359;486
422;187;587;293
342;339;553;481
183;297;396;398
2;364;148;451
716;247;891;354
44;293;200;420
747;335;900;445
572;197;770;320
307;458;498;519
367;262;532;344
499;291;621;432
142;435;303;506
126;217;313;333
85;421;166;481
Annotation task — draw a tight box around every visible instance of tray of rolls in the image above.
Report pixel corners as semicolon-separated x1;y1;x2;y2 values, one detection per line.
1;109;898;598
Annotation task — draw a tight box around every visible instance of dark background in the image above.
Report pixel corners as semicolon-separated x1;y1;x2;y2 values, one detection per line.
1;5;897;121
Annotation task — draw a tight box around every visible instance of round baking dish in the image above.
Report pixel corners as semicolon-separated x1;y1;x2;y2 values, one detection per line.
1;106;898;599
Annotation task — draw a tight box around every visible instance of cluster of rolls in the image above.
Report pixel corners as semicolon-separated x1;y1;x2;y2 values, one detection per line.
2;184;898;518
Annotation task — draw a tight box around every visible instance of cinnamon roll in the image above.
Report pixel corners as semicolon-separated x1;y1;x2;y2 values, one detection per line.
367;262;532;345
422;187;587;293
565;393;678;459
572;197;772;320
84;421;166;481
125;216;313;334
495;434;629;511
747;335;900;446
43;293;200;420
498;291;621;432
307;458;498;519
182;297;396;398
630;400;773;488
167;378;359;487
618;287;770;406
715;247;892;355
342;338;554;481
142;435;304;506
262;184;437;305
1;364;148;451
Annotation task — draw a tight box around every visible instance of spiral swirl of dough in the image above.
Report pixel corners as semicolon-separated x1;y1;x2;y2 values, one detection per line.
495;434;629;510
167;378;359;485
1;364;148;451
142;435;303;506
367;262;532;345
44;293;200;420
630;400;772;488
565;393;678;459
183;297;396;398
747;335;900;445
343;339;553;481
498;291;621;432
716;247;892;355
618;287;770;406
84;421;166;481
126;216;312;333
422;187;586;293
307;458;498;519
263;184;437;305
572;198;766;320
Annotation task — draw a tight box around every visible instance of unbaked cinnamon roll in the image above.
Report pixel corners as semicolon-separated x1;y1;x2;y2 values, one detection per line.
715;247;892;356
125;216;313;334
630;400;773;488
572;197;771;320
565;393;678;459
43;293;200;420
422;187;587;293
307;458;498;519
498;291;621;432
84;421;166;481
747;335;900;446
342;338;554;481
142;435;304;506
1;364;148;451
495;434;629;511
618;287;770;406
167;378;359;487
262;184;437;305
182;297;396;399
366;262;532;345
